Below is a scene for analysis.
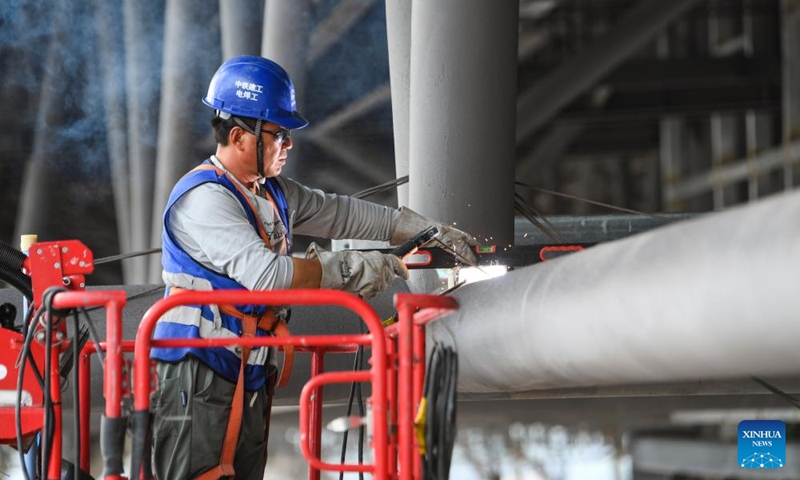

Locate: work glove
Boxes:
[390,207,479,265]
[306,242,409,299]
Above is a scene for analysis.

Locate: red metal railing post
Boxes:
[308,349,325,480]
[396,300,415,480]
[79,349,92,472]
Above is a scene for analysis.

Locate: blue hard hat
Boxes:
[203,55,309,129]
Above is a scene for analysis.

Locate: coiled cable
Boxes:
[421,343,458,480]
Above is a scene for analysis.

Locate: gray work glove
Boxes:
[390,207,479,265]
[306,242,409,299]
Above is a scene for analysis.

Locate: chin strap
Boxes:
[231,116,265,177]
[254,119,263,177]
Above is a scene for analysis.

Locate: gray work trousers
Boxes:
[151,356,271,480]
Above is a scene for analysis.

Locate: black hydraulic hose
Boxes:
[0,240,33,301]
[41,290,55,478]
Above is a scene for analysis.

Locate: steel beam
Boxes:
[514,214,694,245]
[633,438,800,478]
[428,190,800,393]
[307,0,376,66]
[666,140,800,202]
[516,0,703,143]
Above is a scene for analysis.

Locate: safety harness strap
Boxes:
[216,303,294,389]
[167,288,294,478]
[167,287,294,388]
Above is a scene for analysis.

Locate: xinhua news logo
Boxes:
[738,420,786,469]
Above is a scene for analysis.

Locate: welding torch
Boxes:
[390,225,439,260]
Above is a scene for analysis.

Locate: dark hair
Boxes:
[210,115,257,145]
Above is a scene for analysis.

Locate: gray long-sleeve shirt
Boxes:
[166,156,400,290]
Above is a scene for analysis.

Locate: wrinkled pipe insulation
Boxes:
[429,190,800,393]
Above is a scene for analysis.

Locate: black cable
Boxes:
[94,247,162,265]
[352,175,409,200]
[16,304,42,480]
[439,346,457,480]
[80,307,106,368]
[422,343,458,480]
[338,344,363,480]
[41,288,58,478]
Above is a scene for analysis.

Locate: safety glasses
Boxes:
[262,127,291,145]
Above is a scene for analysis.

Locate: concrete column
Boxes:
[782,0,800,188]
[95,0,132,280]
[220,0,264,60]
[14,0,73,243]
[408,0,518,245]
[262,0,312,180]
[149,0,220,282]
[124,0,165,283]
[385,0,412,206]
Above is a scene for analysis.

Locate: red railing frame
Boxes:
[132,289,389,480]
[58,288,457,480]
[50,290,127,480]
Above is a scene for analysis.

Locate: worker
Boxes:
[149,55,478,480]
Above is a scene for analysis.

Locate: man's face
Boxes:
[246,121,293,178]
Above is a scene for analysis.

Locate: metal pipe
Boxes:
[514,213,695,245]
[409,0,518,244]
[428,190,800,392]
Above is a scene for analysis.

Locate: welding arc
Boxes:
[421,343,458,480]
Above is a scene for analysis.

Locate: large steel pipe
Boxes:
[429,190,800,392]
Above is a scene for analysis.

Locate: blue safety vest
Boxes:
[151,159,290,390]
